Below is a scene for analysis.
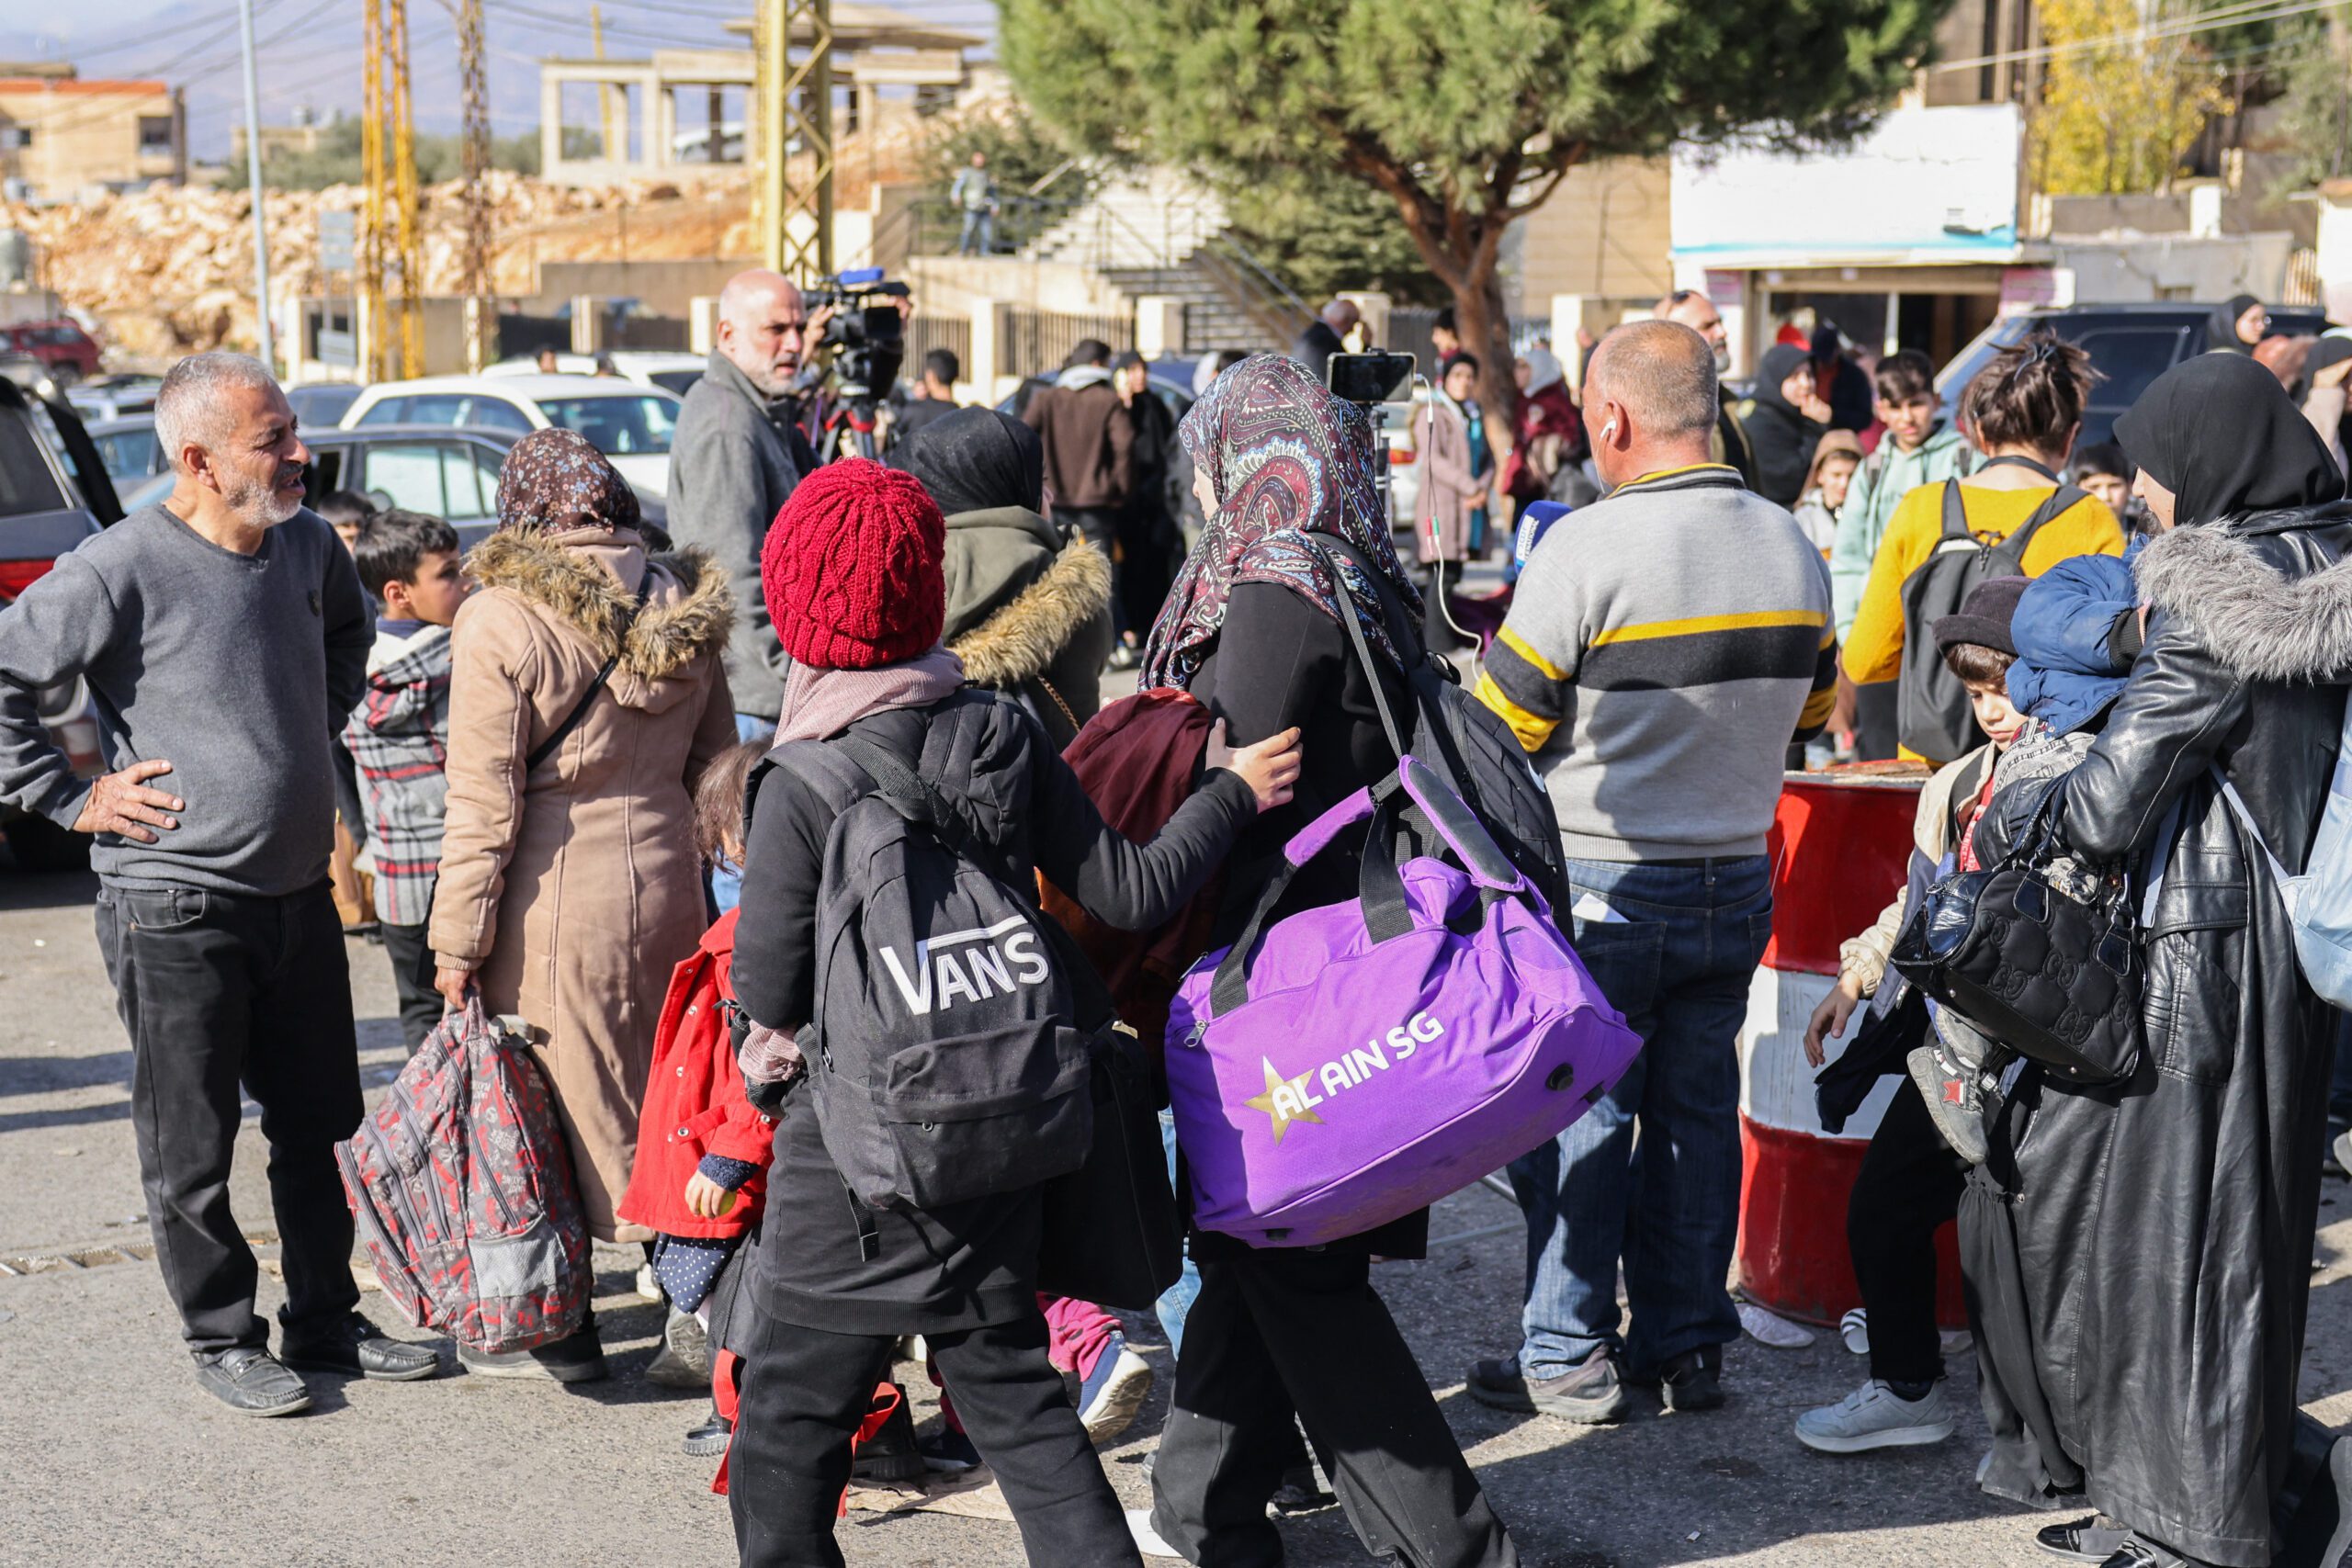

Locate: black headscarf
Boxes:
[2114,352,2345,527]
[894,407,1045,518]
[2207,293,2262,355]
[1744,343,1826,506]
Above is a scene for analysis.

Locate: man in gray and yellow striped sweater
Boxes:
[1467,321,1835,1426]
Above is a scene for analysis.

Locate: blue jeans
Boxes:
[1154,1107,1201,1356]
[709,713,778,914]
[958,208,996,256]
[1507,855,1771,1380]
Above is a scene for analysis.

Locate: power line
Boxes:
[1931,0,2351,72]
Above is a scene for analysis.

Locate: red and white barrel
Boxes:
[1733,773,1968,1327]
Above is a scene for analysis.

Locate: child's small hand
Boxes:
[683,1170,738,1220]
[1804,976,1865,1067]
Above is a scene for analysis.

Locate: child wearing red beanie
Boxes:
[724,457,1307,1568]
[761,458,947,671]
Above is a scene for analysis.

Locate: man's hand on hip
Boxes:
[73,758,182,843]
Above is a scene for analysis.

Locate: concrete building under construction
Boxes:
[535,2,980,187]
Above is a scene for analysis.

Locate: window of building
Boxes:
[138,117,175,154]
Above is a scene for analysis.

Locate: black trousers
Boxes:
[729,1307,1138,1568]
[1150,1248,1517,1568]
[1852,681,1902,763]
[96,881,365,1355]
[378,919,441,1053]
[1848,1073,1968,1386]
[1060,503,1125,634]
[1116,501,1178,641]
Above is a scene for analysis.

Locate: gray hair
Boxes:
[153,353,281,474]
[1586,321,1718,439]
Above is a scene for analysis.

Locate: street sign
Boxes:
[319,209,356,274]
[316,328,356,368]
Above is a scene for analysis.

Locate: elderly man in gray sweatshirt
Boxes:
[0,354,437,1414]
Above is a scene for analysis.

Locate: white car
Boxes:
[481,351,707,398]
[341,374,684,494]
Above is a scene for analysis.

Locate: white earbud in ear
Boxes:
[1600,420,1619,444]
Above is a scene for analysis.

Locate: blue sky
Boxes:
[2,0,998,161]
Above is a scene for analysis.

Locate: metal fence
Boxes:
[1003,307,1135,380]
[902,313,973,381]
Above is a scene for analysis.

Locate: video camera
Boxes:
[806,267,910,408]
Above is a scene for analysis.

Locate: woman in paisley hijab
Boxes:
[1136,355,1522,1568]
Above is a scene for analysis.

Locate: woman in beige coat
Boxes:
[430,429,736,1379]
[1412,353,1497,650]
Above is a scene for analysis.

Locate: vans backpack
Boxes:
[759,710,1100,1223]
[1896,471,2088,762]
[1310,536,1570,911]
[334,1002,592,1353]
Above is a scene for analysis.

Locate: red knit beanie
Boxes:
[762,458,946,670]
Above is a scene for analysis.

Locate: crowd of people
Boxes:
[11,261,2352,1568]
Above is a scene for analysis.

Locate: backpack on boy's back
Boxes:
[335,1002,592,1352]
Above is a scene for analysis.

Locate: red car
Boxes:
[0,320,101,385]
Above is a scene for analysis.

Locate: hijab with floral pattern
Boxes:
[494,427,642,536]
[1138,354,1422,690]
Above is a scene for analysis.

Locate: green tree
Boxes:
[2266,11,2352,192]
[1001,0,1950,416]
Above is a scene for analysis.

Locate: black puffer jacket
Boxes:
[733,687,1255,1334]
[1968,502,2352,1564]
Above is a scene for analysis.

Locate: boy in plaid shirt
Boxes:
[343,510,469,1049]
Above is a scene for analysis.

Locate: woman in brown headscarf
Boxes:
[430,429,737,1380]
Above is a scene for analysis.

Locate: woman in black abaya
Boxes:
[1966,352,2352,1568]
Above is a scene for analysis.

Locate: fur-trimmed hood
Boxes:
[949,536,1112,689]
[2133,502,2352,682]
[467,528,735,681]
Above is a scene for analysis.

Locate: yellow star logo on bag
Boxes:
[1243,1055,1322,1145]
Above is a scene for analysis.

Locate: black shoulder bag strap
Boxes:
[1937,478,1972,545]
[526,573,655,772]
[1996,483,2092,570]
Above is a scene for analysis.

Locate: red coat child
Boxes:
[616,908,776,1239]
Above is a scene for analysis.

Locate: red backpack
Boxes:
[335,1002,592,1353]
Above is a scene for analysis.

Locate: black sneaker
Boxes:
[2098,1539,2193,1568]
[919,1427,983,1474]
[683,1407,733,1458]
[2038,1517,2133,1562]
[281,1314,440,1382]
[1465,1347,1628,1423]
[853,1384,926,1483]
[194,1345,311,1416]
[1654,1344,1724,1412]
[457,1323,608,1383]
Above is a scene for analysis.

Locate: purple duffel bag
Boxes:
[1166,753,1643,1247]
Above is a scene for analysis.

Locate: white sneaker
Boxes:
[1738,1302,1817,1349]
[1125,1507,1185,1560]
[1794,1379,1955,1454]
[1840,1307,1870,1355]
[635,1261,663,1303]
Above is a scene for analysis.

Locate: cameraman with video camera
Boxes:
[668,269,829,907]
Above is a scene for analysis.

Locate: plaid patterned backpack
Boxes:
[335,1002,591,1353]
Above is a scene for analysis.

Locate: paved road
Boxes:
[8,855,2352,1568]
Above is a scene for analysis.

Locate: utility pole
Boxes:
[236,0,274,372]
[458,0,492,372]
[360,0,386,380]
[591,5,617,161]
[387,0,424,376]
[755,0,833,282]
